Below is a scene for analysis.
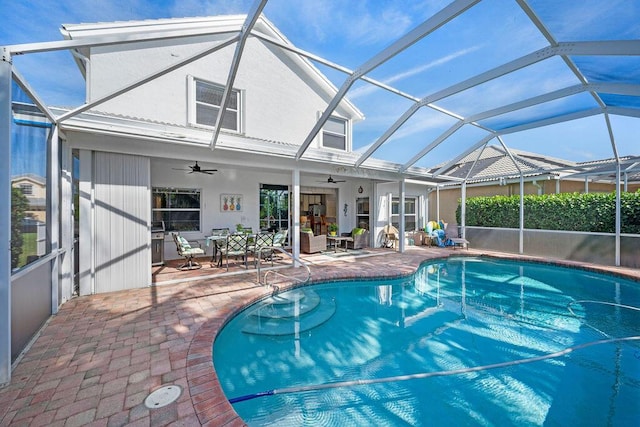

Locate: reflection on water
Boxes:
[215,257,640,426]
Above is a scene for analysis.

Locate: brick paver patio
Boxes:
[1,247,638,426]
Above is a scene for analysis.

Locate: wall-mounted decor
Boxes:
[221,194,243,212]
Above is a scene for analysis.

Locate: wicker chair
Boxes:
[342,229,369,250]
[300,231,327,254]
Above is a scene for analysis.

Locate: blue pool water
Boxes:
[214,257,640,426]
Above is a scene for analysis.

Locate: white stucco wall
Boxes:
[151,157,294,260]
[88,35,354,149]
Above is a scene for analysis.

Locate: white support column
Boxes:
[556,178,560,194]
[419,194,426,230]
[371,182,378,248]
[399,180,405,253]
[59,141,73,304]
[615,164,621,266]
[425,190,431,223]
[48,125,60,313]
[519,174,524,254]
[78,150,93,296]
[292,169,300,267]
[1,47,12,385]
[461,182,467,239]
[436,185,440,220]
[585,176,589,193]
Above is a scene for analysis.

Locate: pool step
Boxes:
[248,289,321,319]
[242,290,335,336]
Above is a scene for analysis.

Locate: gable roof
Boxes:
[428,145,574,182]
[60,15,364,122]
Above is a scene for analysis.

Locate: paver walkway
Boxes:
[1,247,638,426]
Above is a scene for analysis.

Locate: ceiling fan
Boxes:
[173,161,217,175]
[318,175,346,184]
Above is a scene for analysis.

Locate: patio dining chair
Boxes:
[219,233,250,271]
[208,228,230,265]
[171,232,205,270]
[267,229,289,265]
[250,232,275,267]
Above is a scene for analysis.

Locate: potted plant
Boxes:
[328,223,338,236]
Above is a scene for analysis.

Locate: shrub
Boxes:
[456,191,640,233]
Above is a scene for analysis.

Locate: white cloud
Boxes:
[349,45,482,100]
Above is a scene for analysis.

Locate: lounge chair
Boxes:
[300,229,327,254]
[427,221,455,248]
[172,233,205,270]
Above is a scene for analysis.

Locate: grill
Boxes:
[151,221,165,266]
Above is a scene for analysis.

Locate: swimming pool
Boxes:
[214,257,640,426]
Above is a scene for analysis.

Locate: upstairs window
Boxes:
[189,76,240,132]
[322,116,347,151]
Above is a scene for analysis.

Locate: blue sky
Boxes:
[2,0,638,168]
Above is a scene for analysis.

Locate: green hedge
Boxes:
[456,191,640,234]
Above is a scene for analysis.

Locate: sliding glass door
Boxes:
[259,184,289,232]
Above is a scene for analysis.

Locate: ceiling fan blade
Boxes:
[325,175,346,183]
[199,169,218,172]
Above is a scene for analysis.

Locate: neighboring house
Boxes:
[11,174,46,222]
[426,145,640,228]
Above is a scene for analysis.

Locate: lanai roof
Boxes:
[6,0,640,185]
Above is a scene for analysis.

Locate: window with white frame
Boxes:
[391,197,417,231]
[152,187,201,232]
[322,116,347,150]
[189,76,240,132]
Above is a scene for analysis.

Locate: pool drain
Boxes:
[144,385,182,409]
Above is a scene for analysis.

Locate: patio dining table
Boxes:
[205,232,268,268]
